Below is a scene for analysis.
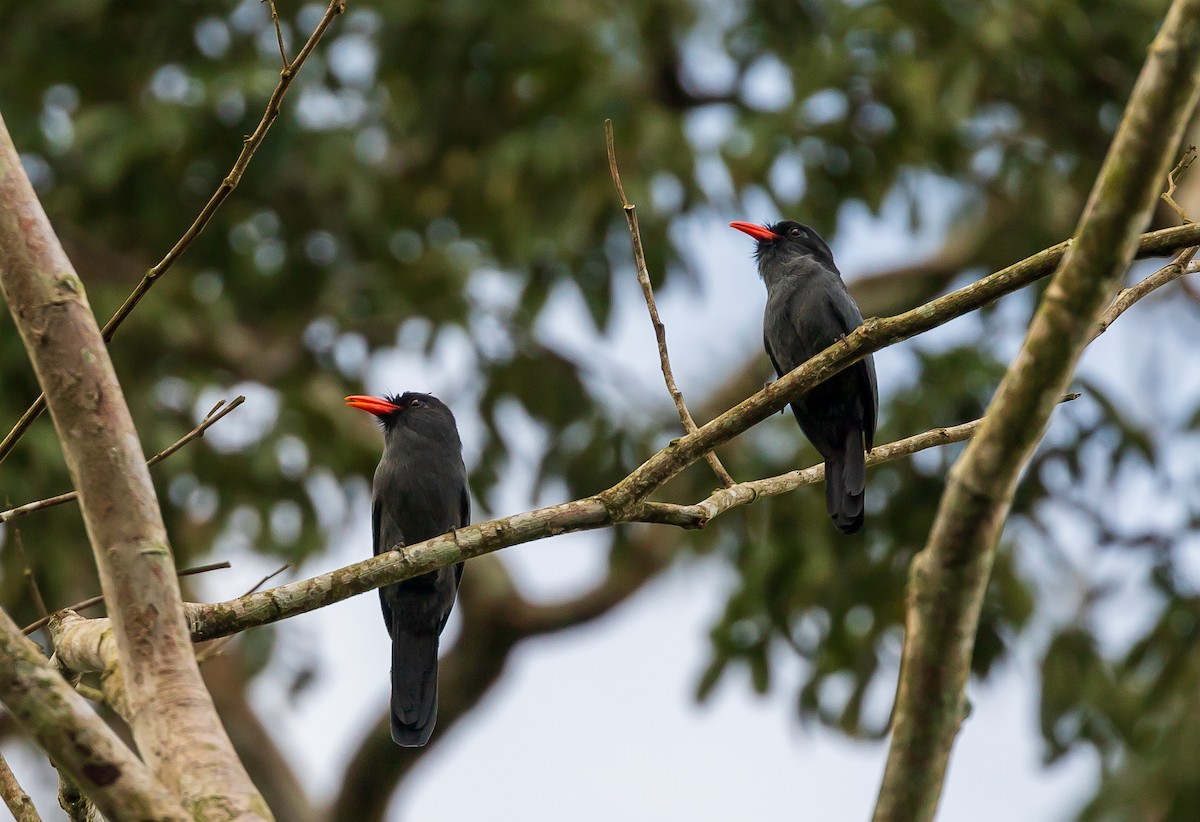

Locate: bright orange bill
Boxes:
[345,395,400,417]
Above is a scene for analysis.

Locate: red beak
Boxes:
[345,395,400,417]
[729,221,778,242]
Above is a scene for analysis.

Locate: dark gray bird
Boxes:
[730,220,878,533]
[345,391,468,746]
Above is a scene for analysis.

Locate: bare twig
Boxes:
[1092,246,1199,340]
[0,750,42,822]
[605,119,735,488]
[0,396,245,525]
[240,563,292,598]
[149,396,246,466]
[21,561,232,636]
[637,394,1083,528]
[195,563,291,664]
[264,0,290,65]
[1162,143,1197,222]
[0,0,346,465]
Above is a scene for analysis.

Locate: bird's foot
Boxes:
[764,379,786,415]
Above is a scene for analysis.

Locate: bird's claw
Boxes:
[764,379,786,414]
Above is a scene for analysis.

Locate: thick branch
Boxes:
[0,608,187,821]
[0,0,346,465]
[874,3,1200,820]
[0,114,267,819]
[605,118,734,487]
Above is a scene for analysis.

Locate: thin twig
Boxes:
[21,561,232,636]
[264,0,290,65]
[0,0,346,465]
[196,562,292,663]
[636,394,1083,527]
[605,119,735,487]
[149,396,245,466]
[1162,143,1197,222]
[1092,246,1199,340]
[0,396,245,525]
[0,750,42,822]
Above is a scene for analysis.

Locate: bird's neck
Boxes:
[757,250,838,292]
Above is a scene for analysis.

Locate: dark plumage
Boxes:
[345,391,469,746]
[730,220,878,533]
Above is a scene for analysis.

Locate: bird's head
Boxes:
[345,392,460,445]
[729,220,836,272]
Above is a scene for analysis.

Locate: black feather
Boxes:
[749,220,877,533]
[369,392,468,746]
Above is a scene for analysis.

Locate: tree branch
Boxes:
[638,393,1082,529]
[0,113,267,818]
[0,0,346,466]
[166,219,1200,645]
[605,118,735,487]
[21,561,232,637]
[1091,247,1199,340]
[0,396,245,525]
[873,3,1200,819]
[0,748,41,822]
[0,608,188,821]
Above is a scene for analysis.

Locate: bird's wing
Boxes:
[372,498,393,631]
[763,329,787,379]
[861,351,878,450]
[825,288,878,449]
[454,483,470,588]
[458,482,470,528]
[372,498,382,556]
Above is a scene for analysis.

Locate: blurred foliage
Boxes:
[0,0,1195,816]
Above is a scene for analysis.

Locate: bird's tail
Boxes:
[825,428,866,534]
[390,630,439,747]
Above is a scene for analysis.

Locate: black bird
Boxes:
[730,220,878,533]
[345,391,469,746]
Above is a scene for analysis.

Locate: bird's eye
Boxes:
[788,227,803,238]
[408,398,422,408]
